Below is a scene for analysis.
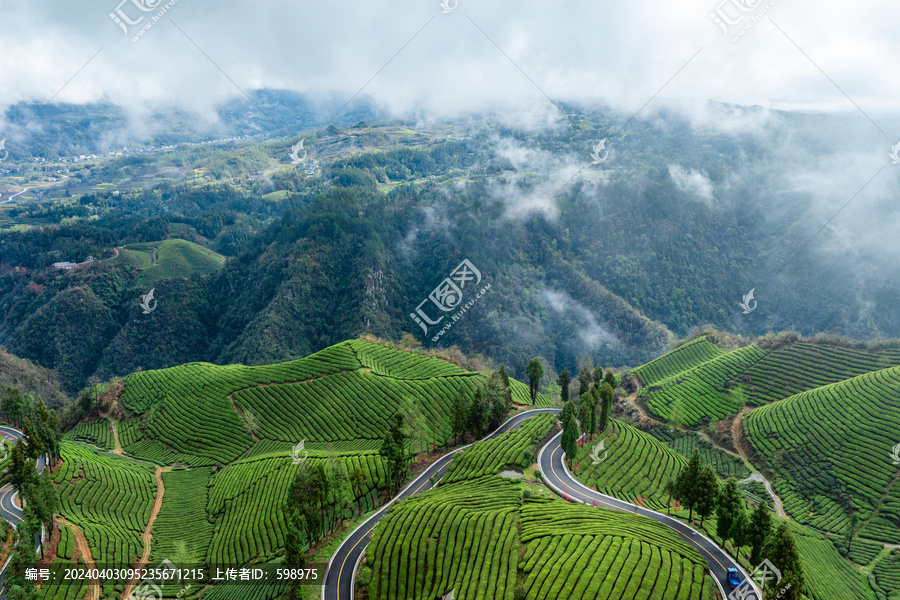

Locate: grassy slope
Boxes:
[106,238,225,286]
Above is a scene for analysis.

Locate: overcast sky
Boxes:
[0,0,897,134]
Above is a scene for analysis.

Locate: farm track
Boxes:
[122,466,169,600]
[57,517,99,600]
[110,420,124,455]
[732,410,787,518]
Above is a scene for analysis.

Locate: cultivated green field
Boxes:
[648,428,749,479]
[640,344,766,425]
[744,366,900,544]
[104,238,225,286]
[367,466,717,600]
[51,443,155,566]
[741,341,900,404]
[630,336,724,386]
[572,420,688,511]
[115,339,500,466]
[50,339,545,598]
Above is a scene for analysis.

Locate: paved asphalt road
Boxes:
[537,429,764,600]
[321,408,561,600]
[0,424,45,600]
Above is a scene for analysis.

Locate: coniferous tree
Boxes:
[716,477,744,547]
[603,370,617,388]
[525,359,544,403]
[675,449,703,522]
[760,523,805,600]
[591,366,604,387]
[466,387,486,439]
[558,369,571,405]
[663,477,678,515]
[561,419,579,466]
[559,401,577,433]
[695,465,719,526]
[748,499,773,565]
[8,506,41,581]
[379,413,409,496]
[450,393,469,442]
[9,441,36,494]
[577,368,591,397]
[598,383,613,434]
[21,419,43,461]
[578,391,598,439]
[731,505,750,558]
[284,509,307,569]
[498,364,510,390]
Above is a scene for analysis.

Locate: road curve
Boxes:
[0,424,41,600]
[321,407,561,600]
[538,430,763,600]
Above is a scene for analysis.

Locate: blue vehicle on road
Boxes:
[726,567,742,589]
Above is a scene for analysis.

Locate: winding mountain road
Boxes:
[321,408,560,600]
[0,424,45,600]
[323,411,764,600]
[538,430,763,600]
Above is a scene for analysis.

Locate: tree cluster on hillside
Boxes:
[450,370,513,443]
[669,454,806,600]
[557,362,618,463]
[2,391,62,599]
[284,453,366,564]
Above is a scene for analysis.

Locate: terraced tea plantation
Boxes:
[789,523,875,600]
[366,481,718,600]
[47,339,548,598]
[51,443,156,566]
[744,365,900,544]
[648,428,749,479]
[115,339,528,466]
[630,336,725,386]
[518,501,717,600]
[741,341,900,404]
[639,344,766,425]
[572,420,687,510]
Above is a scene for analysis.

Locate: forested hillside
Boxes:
[3,106,900,394]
